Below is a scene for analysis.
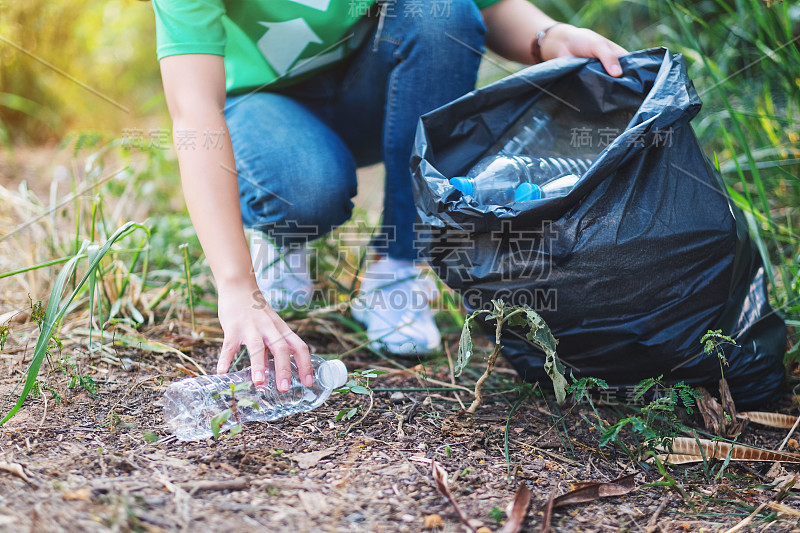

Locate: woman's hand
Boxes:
[159,53,312,392]
[539,24,628,77]
[482,0,628,77]
[216,280,313,392]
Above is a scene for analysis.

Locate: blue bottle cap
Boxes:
[450,177,474,197]
[514,182,542,202]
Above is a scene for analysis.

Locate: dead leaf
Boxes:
[499,483,532,533]
[297,490,328,517]
[0,461,32,484]
[552,473,637,508]
[163,332,205,349]
[696,384,744,438]
[661,437,800,464]
[0,310,28,324]
[540,489,556,533]
[775,474,797,501]
[539,476,635,533]
[432,460,480,533]
[63,488,92,501]
[767,500,800,518]
[423,514,443,530]
[765,461,785,482]
[293,448,336,469]
[770,473,797,490]
[738,412,799,429]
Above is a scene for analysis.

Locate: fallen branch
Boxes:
[179,477,249,495]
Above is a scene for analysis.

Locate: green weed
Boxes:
[210,381,260,441]
[0,323,9,351]
[1,222,148,426]
[335,368,387,422]
[599,376,700,460]
[458,299,566,412]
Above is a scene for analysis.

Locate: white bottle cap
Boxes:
[318,359,348,389]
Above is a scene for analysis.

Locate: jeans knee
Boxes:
[398,0,486,52]
[240,163,356,247]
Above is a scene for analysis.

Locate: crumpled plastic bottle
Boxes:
[162,355,348,441]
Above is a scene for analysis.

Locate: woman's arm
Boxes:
[159,54,312,392]
[481,0,628,76]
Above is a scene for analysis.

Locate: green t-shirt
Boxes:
[153,0,500,94]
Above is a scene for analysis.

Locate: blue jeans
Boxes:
[224,0,486,260]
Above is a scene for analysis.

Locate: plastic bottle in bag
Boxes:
[162,355,348,441]
[498,109,556,156]
[515,173,582,201]
[450,155,591,205]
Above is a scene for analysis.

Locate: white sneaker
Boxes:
[351,257,441,356]
[248,230,313,311]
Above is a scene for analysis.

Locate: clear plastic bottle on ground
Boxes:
[450,155,592,205]
[162,355,348,441]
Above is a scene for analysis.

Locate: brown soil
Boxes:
[1,333,800,533]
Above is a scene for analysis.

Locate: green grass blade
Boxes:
[0,221,145,426]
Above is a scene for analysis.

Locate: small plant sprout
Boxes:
[599,376,700,460]
[457,300,566,412]
[701,329,737,419]
[701,329,736,366]
[0,323,9,350]
[179,243,197,334]
[489,506,505,525]
[335,368,386,422]
[211,381,259,446]
[568,375,609,406]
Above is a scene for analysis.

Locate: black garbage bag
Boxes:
[411,48,786,408]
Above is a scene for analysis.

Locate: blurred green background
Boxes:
[0,0,162,144]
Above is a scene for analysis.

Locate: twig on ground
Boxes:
[723,502,768,533]
[443,341,467,410]
[778,414,800,451]
[344,389,374,436]
[179,478,250,495]
[645,496,670,533]
[431,459,480,533]
[419,374,473,394]
[466,317,504,413]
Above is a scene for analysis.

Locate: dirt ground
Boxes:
[1,327,800,533]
